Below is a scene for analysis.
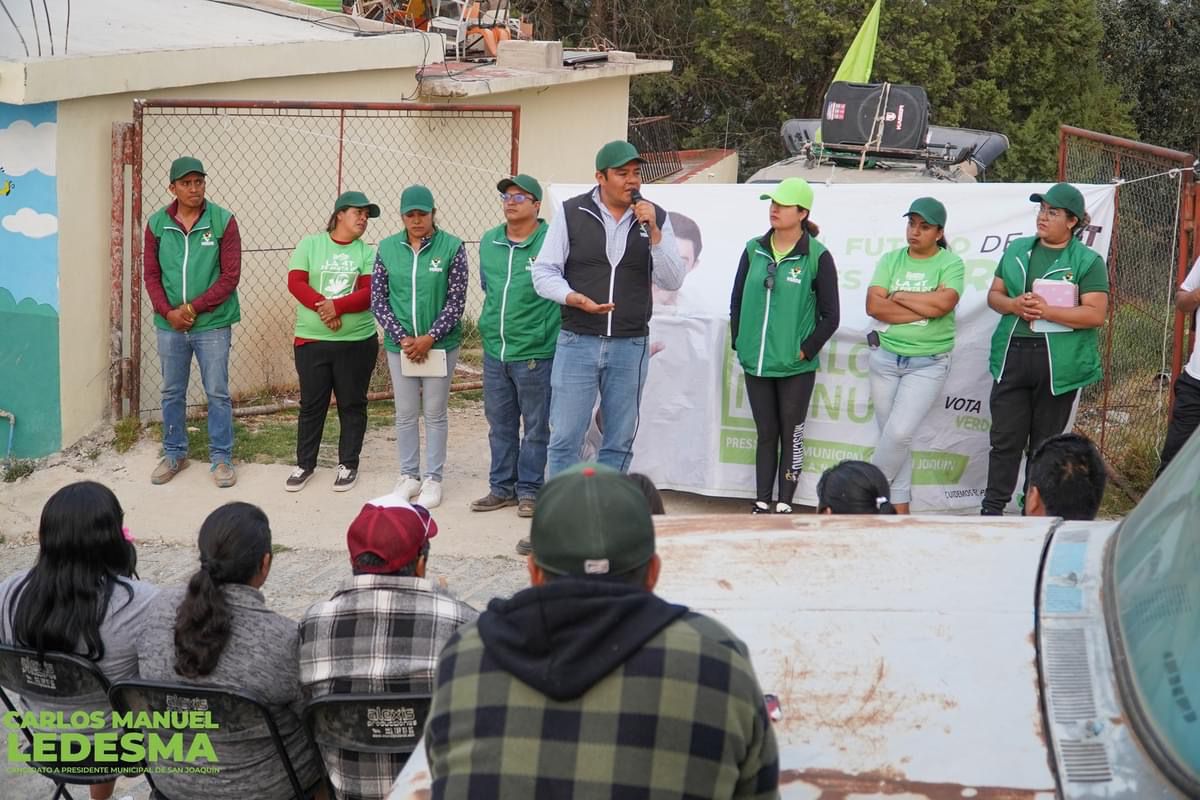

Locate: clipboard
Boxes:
[1030,278,1077,334]
[400,349,448,378]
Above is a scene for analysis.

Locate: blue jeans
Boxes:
[386,348,459,482]
[868,348,951,504]
[547,331,649,476]
[483,353,553,499]
[157,326,233,463]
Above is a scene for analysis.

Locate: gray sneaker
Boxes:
[517,498,536,518]
[515,537,533,556]
[151,456,189,485]
[212,461,237,488]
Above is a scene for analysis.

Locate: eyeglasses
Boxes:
[764,262,779,291]
[500,192,534,204]
[1037,204,1065,219]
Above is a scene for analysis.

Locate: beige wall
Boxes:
[55,70,636,447]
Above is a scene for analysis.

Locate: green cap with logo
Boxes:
[400,184,435,214]
[595,140,645,172]
[1030,182,1086,220]
[169,156,206,183]
[497,173,543,201]
[531,463,655,577]
[904,196,947,227]
[759,177,815,210]
[334,190,381,218]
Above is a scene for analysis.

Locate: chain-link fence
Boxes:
[127,100,519,418]
[1059,126,1197,495]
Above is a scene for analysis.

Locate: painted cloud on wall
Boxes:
[3,207,58,238]
[0,121,57,176]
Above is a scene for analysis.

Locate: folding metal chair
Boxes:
[0,643,119,800]
[108,679,312,800]
[303,691,432,799]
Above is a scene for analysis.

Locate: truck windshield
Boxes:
[1111,430,1200,784]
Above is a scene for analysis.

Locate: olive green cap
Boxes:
[169,156,206,182]
[400,184,435,214]
[334,190,380,218]
[595,140,645,172]
[1030,183,1086,220]
[904,197,947,227]
[497,173,543,201]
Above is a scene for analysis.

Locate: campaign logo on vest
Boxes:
[429,257,443,273]
[525,256,535,271]
[785,264,805,285]
[200,231,216,247]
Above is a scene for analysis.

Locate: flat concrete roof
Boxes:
[416,57,672,99]
[0,0,440,104]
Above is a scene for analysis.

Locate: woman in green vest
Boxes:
[865,197,964,514]
[284,191,381,494]
[982,183,1108,515]
[372,185,467,510]
[730,177,840,514]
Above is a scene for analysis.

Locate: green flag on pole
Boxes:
[833,0,882,83]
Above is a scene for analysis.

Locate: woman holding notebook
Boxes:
[865,197,964,514]
[981,183,1108,515]
[372,184,468,509]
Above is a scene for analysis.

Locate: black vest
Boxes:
[561,191,667,337]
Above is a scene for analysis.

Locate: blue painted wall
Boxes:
[0,101,61,458]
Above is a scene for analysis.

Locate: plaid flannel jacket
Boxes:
[299,575,478,800]
[426,610,779,799]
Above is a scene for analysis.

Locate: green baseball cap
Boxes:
[904,196,947,227]
[595,140,645,172]
[1030,182,1086,220]
[334,190,381,218]
[759,177,814,210]
[531,463,655,578]
[400,184,435,214]
[169,156,206,182]
[497,173,543,201]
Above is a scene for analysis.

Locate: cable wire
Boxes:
[0,0,29,56]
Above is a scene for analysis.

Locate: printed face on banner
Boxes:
[548,183,1116,510]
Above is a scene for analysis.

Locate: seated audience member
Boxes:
[1024,433,1107,521]
[137,503,327,799]
[816,460,899,515]
[426,463,779,798]
[627,472,666,514]
[0,482,157,800]
[299,493,477,800]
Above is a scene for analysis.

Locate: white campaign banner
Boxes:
[547,182,1115,511]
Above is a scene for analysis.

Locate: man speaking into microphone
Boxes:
[533,140,684,479]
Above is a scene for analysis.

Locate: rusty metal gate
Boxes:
[1059,125,1198,495]
[110,100,519,420]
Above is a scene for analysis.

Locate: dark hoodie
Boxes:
[476,578,688,701]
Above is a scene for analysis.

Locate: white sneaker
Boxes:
[416,477,443,509]
[395,474,422,499]
[775,502,793,514]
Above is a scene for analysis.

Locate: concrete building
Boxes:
[0,0,733,457]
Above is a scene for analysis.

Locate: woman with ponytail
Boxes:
[865,197,964,514]
[730,177,840,514]
[137,503,327,799]
[816,460,899,515]
[0,482,157,800]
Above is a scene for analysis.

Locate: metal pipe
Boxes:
[182,382,485,420]
[135,99,522,115]
[510,106,521,174]
[110,123,130,421]
[1059,125,1195,166]
[129,101,145,416]
[0,409,13,462]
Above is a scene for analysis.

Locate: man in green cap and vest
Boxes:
[983,182,1108,514]
[533,140,685,478]
[471,174,559,525]
[426,462,779,798]
[144,156,241,488]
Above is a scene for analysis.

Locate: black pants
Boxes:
[294,336,379,470]
[1158,370,1200,476]
[744,371,816,504]
[983,338,1078,514]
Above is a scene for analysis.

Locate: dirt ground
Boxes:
[0,399,748,798]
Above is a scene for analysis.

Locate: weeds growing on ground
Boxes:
[3,460,35,482]
[113,417,142,453]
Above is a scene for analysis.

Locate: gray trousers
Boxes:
[386,347,460,481]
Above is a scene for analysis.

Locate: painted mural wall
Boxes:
[0,102,60,458]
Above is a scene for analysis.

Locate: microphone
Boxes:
[630,189,648,237]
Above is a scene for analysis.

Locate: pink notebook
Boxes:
[1031,278,1077,333]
